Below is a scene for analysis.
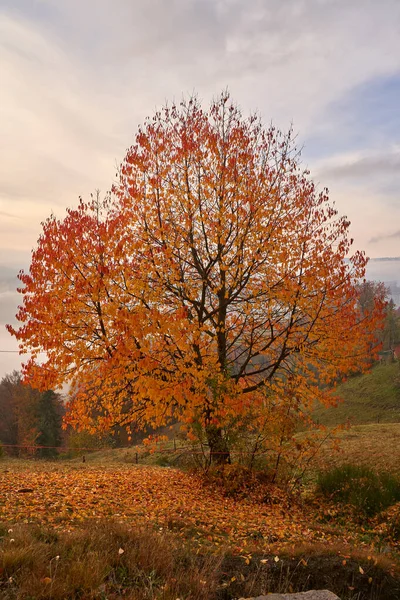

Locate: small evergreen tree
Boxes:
[36,390,64,458]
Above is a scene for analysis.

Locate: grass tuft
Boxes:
[316,463,400,517]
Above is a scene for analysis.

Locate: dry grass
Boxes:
[315,423,400,476]
[1,521,400,600]
[0,520,221,600]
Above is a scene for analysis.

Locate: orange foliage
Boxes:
[0,464,344,550]
[8,92,384,459]
[2,463,397,555]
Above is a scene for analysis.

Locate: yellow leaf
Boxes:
[41,577,52,585]
[359,566,364,574]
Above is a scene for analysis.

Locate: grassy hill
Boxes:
[313,362,400,426]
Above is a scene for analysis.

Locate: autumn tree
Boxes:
[0,372,63,456]
[357,280,388,319]
[382,299,400,351]
[357,280,399,354]
[8,93,384,464]
[0,371,40,454]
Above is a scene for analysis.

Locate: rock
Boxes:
[248,591,340,600]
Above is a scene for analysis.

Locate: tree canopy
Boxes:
[8,93,384,461]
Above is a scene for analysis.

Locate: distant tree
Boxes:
[382,299,400,351]
[0,371,40,454]
[357,281,388,318]
[0,372,63,457]
[356,281,400,353]
[0,371,19,449]
[36,390,64,458]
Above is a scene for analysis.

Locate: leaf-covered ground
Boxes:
[0,461,392,555]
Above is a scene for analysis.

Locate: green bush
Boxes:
[316,464,400,517]
[66,430,111,456]
[154,454,172,467]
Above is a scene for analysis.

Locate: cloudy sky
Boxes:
[1,0,400,377]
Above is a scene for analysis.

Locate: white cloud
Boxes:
[310,148,400,258]
[1,0,400,375]
[0,11,128,257]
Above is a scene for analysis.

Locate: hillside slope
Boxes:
[314,362,400,426]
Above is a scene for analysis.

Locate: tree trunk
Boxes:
[205,424,231,465]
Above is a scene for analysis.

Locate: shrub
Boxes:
[316,464,400,517]
[205,464,256,497]
[203,464,274,500]
[65,430,112,457]
[154,454,172,467]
